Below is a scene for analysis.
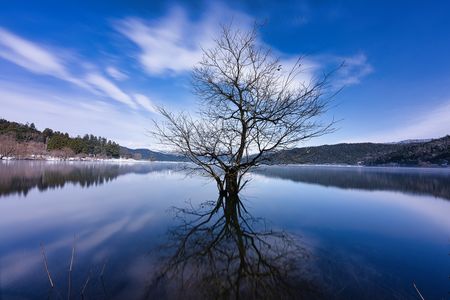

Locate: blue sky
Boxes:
[1,0,449,149]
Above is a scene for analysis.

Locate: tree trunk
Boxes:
[225,170,239,205]
[224,170,247,278]
[224,170,241,225]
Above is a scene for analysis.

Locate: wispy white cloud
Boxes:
[115,5,371,90]
[0,27,153,112]
[0,80,156,148]
[116,13,200,75]
[278,56,320,87]
[0,28,67,76]
[0,6,374,148]
[0,27,93,91]
[382,100,450,141]
[115,4,252,75]
[348,100,450,143]
[106,66,128,81]
[335,53,373,86]
[134,93,157,113]
[274,52,371,91]
[85,73,137,109]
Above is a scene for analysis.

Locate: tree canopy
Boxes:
[154,25,335,196]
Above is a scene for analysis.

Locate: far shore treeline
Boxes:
[0,118,120,158]
[1,118,448,166]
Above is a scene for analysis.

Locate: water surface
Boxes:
[0,161,449,299]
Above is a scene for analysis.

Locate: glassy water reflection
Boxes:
[0,161,449,299]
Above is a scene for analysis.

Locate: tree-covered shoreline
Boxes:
[0,119,120,158]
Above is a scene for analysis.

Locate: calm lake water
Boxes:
[0,161,449,299]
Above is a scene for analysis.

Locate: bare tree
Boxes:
[50,147,75,160]
[0,135,18,159]
[25,141,47,158]
[154,25,336,203]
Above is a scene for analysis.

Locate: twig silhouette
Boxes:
[40,237,104,300]
[67,236,76,300]
[80,269,91,300]
[413,281,425,300]
[40,243,54,288]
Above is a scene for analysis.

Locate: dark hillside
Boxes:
[267,136,449,167]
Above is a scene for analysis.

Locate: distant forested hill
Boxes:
[0,118,186,161]
[2,118,448,165]
[368,136,450,166]
[0,119,43,142]
[119,147,187,161]
[266,136,450,167]
[0,118,120,158]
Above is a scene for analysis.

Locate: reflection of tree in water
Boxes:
[0,161,183,197]
[256,165,450,200]
[0,165,109,197]
[148,194,318,300]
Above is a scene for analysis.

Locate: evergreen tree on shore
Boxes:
[0,118,120,158]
